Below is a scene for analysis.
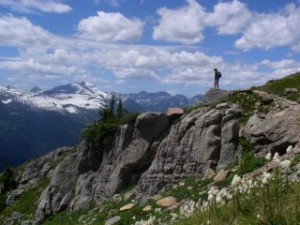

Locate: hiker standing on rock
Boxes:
[214,68,222,89]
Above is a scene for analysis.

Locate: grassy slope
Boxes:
[177,156,300,225]
[253,72,300,101]
[0,177,49,224]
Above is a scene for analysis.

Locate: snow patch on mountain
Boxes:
[0,82,108,113]
[2,99,12,104]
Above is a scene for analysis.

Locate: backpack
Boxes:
[217,71,222,78]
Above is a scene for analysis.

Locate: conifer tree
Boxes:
[117,94,124,118]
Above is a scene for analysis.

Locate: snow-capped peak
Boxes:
[0,82,108,114]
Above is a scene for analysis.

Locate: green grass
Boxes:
[228,91,259,123]
[42,211,87,225]
[0,176,50,223]
[237,138,267,176]
[291,155,300,167]
[253,72,300,102]
[163,177,211,202]
[176,166,300,225]
[42,195,146,225]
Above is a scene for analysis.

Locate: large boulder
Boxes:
[204,88,230,105]
[138,104,241,195]
[284,88,298,95]
[35,152,79,223]
[92,112,169,198]
[243,98,300,154]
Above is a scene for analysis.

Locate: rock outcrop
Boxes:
[204,88,230,105]
[6,104,242,223]
[243,98,300,154]
[35,112,170,222]
[139,104,241,195]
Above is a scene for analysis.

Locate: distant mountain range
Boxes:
[122,91,203,112]
[0,82,203,170]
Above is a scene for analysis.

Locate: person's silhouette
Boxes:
[214,68,222,89]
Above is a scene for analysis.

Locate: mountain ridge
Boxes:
[0,82,204,170]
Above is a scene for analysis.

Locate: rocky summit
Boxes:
[1,81,300,224]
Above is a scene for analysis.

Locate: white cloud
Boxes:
[0,0,72,14]
[261,59,299,70]
[153,0,300,52]
[260,59,300,79]
[207,0,252,34]
[153,0,207,45]
[1,14,300,93]
[0,15,52,46]
[106,0,123,7]
[235,3,300,51]
[77,11,144,42]
[0,58,80,76]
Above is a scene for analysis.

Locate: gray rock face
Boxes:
[9,107,242,223]
[7,147,73,205]
[138,104,241,195]
[243,99,300,154]
[35,152,79,223]
[35,112,170,221]
[204,88,230,105]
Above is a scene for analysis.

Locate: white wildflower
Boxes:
[218,189,227,198]
[265,152,272,161]
[208,186,219,196]
[231,174,241,187]
[286,145,293,155]
[170,213,178,222]
[262,172,272,184]
[216,196,223,204]
[273,152,281,165]
[253,181,258,187]
[208,194,214,202]
[154,208,161,213]
[280,160,291,170]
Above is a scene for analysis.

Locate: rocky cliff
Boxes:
[2,89,300,224]
[1,101,241,223]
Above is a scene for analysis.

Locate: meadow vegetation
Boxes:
[0,176,49,224]
[253,72,300,102]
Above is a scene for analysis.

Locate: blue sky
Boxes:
[0,0,300,96]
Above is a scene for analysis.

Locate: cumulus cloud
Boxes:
[0,15,52,46]
[0,13,299,93]
[77,11,144,42]
[261,59,299,69]
[153,0,300,52]
[153,0,207,44]
[207,0,252,34]
[0,58,79,76]
[235,3,300,51]
[260,59,300,78]
[0,0,72,14]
